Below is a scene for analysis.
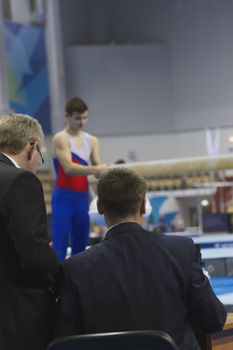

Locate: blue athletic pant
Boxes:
[52,188,90,261]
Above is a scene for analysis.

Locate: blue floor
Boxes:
[210,277,233,310]
[211,276,233,295]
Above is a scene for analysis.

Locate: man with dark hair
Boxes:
[0,114,61,350]
[52,97,107,261]
[55,168,226,349]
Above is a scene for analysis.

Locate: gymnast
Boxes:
[51,97,107,261]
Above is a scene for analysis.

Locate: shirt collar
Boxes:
[104,222,143,240]
[3,153,21,168]
[103,222,122,238]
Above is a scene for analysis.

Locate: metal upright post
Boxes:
[197,195,203,234]
[0,0,10,115]
[44,0,66,133]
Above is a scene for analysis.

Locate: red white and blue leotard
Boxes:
[52,131,91,261]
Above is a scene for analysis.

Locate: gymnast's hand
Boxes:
[94,164,110,179]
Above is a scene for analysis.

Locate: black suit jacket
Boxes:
[0,153,61,350]
[55,222,226,350]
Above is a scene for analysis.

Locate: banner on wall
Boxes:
[4,20,51,134]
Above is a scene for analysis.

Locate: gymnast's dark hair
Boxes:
[65,97,88,115]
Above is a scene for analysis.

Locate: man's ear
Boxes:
[25,143,34,161]
[97,198,104,215]
[140,197,146,215]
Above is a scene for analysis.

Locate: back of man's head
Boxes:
[0,114,43,155]
[97,168,147,219]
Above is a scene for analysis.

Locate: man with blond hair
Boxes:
[55,168,226,350]
[0,114,61,350]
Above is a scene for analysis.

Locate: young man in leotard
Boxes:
[52,97,107,261]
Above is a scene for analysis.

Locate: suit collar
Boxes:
[0,152,16,167]
[104,222,144,240]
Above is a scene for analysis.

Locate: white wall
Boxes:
[98,128,233,163]
[171,0,233,130]
[60,0,233,135]
[66,44,173,136]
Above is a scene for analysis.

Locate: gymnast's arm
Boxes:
[52,132,107,177]
[90,135,101,165]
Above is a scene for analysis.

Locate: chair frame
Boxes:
[47,330,178,350]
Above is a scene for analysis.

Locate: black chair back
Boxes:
[47,330,178,350]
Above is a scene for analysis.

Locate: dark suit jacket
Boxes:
[55,222,226,350]
[0,153,61,350]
